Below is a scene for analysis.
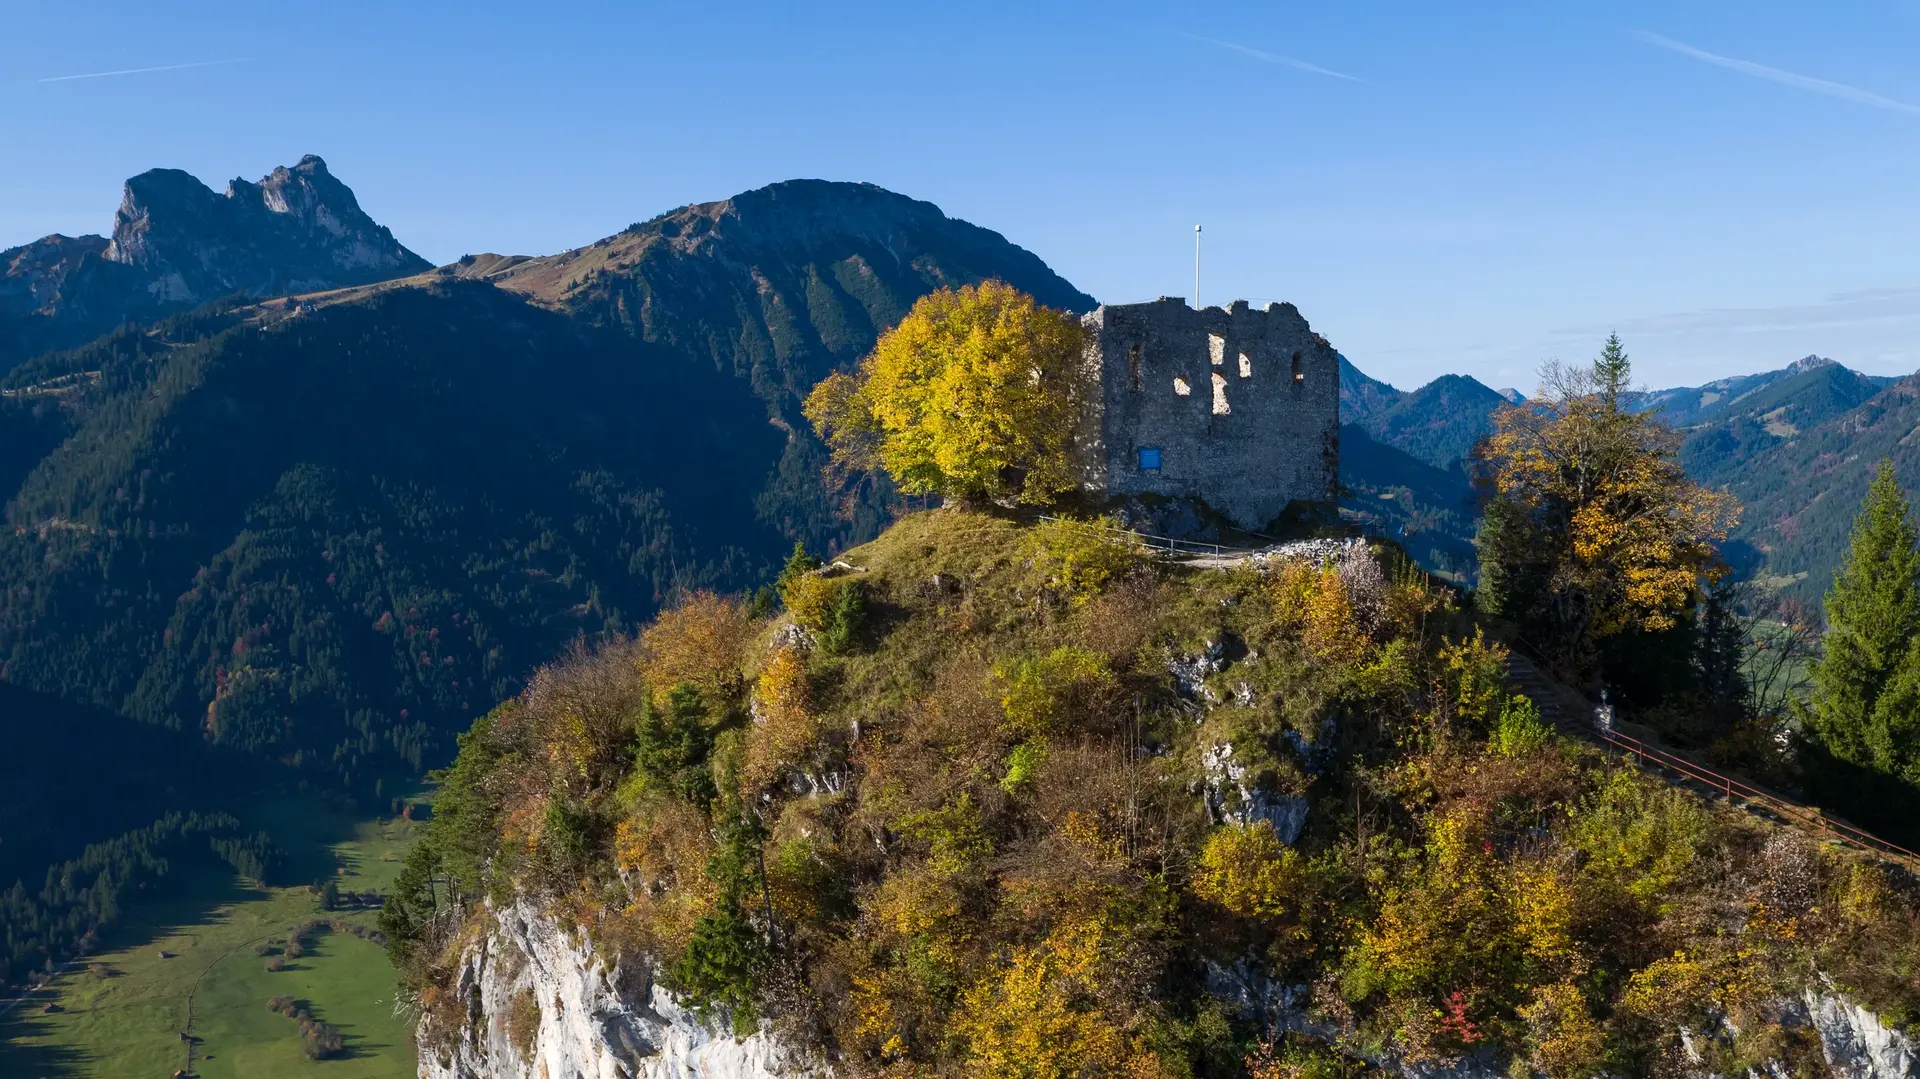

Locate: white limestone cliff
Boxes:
[428,903,1914,1079]
[418,900,820,1079]
[1806,988,1916,1079]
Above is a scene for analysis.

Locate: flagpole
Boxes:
[1194,224,1202,309]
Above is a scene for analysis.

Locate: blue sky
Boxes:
[7,1,1920,392]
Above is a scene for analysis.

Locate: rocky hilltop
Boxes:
[0,154,426,367]
[390,510,1920,1079]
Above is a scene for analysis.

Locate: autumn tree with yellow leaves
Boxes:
[1476,335,1738,681]
[803,280,1087,505]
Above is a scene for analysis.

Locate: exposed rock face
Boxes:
[0,155,426,368]
[444,915,1914,1079]
[104,154,426,302]
[1201,740,1311,845]
[1209,963,1916,1079]
[0,234,139,363]
[1806,988,1917,1079]
[422,900,820,1079]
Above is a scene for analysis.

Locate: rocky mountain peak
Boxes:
[104,155,427,299]
[2,155,429,370]
[230,154,362,228]
[1786,354,1838,375]
[468,178,1094,377]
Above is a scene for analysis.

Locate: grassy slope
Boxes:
[0,797,419,1079]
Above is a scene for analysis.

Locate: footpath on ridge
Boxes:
[1504,652,1920,875]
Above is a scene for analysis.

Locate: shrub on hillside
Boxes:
[1022,518,1141,606]
[300,1019,344,1059]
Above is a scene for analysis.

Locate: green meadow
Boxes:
[0,796,421,1078]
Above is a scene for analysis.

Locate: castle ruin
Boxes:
[1074,297,1340,531]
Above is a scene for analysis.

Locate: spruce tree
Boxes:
[774,541,821,599]
[1806,461,1920,766]
[1688,575,1751,743]
[1865,642,1920,784]
[1594,332,1632,409]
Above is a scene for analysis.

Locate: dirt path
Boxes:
[179,930,278,1076]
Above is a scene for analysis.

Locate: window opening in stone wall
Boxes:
[1238,351,1252,378]
[1209,334,1226,366]
[1128,342,1142,391]
[1291,351,1303,383]
[1173,376,1191,396]
[1211,372,1231,415]
[1138,446,1162,470]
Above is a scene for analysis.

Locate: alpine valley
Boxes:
[2,156,1918,1079]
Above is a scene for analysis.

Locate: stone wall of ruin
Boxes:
[1077,297,1339,530]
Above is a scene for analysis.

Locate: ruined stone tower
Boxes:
[1074,297,1340,531]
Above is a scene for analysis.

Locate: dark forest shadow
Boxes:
[0,1010,89,1079]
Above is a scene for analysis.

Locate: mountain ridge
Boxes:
[0,171,1104,794]
[1336,357,1508,472]
[0,155,428,369]
[460,178,1094,402]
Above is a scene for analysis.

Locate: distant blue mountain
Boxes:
[1336,357,1508,472]
[1335,352,1907,596]
[1625,355,1896,429]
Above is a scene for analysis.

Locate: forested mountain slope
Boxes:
[1628,355,1892,428]
[1359,374,1509,472]
[1337,424,1479,583]
[0,282,786,789]
[1336,358,1508,473]
[1337,355,1403,423]
[0,178,1103,796]
[1723,373,1920,602]
[0,680,291,987]
[1679,358,1894,486]
[458,179,1096,545]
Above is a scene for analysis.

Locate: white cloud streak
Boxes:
[1560,287,1920,339]
[1634,31,1920,117]
[37,58,251,84]
[1182,33,1361,82]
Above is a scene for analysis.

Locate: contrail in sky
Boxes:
[1635,31,1920,117]
[37,58,251,83]
[1182,33,1361,82]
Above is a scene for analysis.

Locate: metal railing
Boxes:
[1034,514,1255,557]
[1597,726,1920,869]
[1505,651,1920,871]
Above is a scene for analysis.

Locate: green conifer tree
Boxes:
[1864,644,1920,785]
[1805,461,1920,767]
[1594,332,1632,409]
[774,542,822,600]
